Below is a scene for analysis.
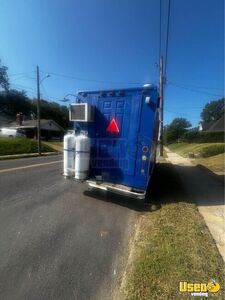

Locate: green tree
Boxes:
[0,60,10,91]
[201,98,224,122]
[0,91,69,129]
[164,118,191,144]
[31,99,70,129]
[0,89,30,116]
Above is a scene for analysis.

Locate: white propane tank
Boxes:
[75,134,90,180]
[63,133,76,177]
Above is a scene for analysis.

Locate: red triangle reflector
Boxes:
[106,118,120,133]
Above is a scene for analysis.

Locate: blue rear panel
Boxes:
[75,86,159,191]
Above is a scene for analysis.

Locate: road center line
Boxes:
[0,160,63,174]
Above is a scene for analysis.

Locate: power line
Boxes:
[167,81,224,97]
[10,75,28,82]
[10,75,36,82]
[167,80,224,91]
[164,110,201,120]
[159,0,162,61]
[164,0,171,78]
[9,86,36,98]
[8,72,28,77]
[40,82,50,99]
[165,106,201,114]
[45,71,150,86]
[166,106,203,110]
[8,71,34,77]
[165,109,189,115]
[39,82,64,102]
[11,83,36,92]
[10,81,64,102]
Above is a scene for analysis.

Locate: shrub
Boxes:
[181,131,224,143]
[199,144,225,158]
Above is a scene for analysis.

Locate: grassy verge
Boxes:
[168,143,224,174]
[122,163,224,300]
[0,137,56,155]
[195,153,224,174]
[168,142,224,158]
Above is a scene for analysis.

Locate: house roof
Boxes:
[9,119,65,132]
[200,121,215,131]
[208,114,224,132]
[200,114,224,132]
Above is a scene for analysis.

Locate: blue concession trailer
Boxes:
[69,85,160,199]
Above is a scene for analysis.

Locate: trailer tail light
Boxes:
[118,90,125,96]
[99,91,106,97]
[142,146,148,153]
[106,118,120,134]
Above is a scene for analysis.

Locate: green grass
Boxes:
[200,144,225,157]
[122,163,225,300]
[195,153,225,173]
[0,137,56,155]
[168,142,225,158]
[167,143,224,174]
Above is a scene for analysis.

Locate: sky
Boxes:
[0,0,224,127]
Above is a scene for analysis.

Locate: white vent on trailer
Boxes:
[69,103,94,122]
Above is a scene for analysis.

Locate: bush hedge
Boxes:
[181,131,224,143]
[199,144,225,158]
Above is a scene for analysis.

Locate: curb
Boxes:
[0,152,62,160]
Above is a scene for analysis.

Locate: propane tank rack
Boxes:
[63,132,91,181]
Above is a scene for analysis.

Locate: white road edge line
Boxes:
[0,160,63,174]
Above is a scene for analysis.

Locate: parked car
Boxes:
[0,128,26,138]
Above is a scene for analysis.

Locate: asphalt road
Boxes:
[0,155,142,300]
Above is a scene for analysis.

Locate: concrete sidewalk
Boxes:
[165,147,225,262]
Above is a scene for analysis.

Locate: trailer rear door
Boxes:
[94,95,142,178]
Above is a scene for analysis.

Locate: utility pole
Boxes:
[159,56,164,157]
[36,66,41,155]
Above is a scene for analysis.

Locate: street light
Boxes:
[40,74,50,84]
[36,66,50,155]
[60,94,76,102]
[59,94,77,133]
